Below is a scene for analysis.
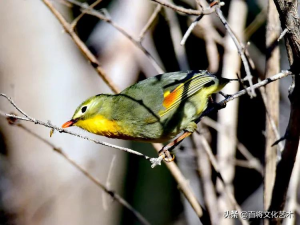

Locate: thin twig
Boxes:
[198,70,292,120]
[10,122,151,225]
[102,155,116,211]
[138,5,162,42]
[43,0,120,93]
[180,2,223,46]
[62,0,164,74]
[277,28,288,42]
[188,16,224,46]
[70,0,104,30]
[150,0,215,16]
[202,117,263,175]
[215,6,256,98]
[181,15,203,46]
[0,94,154,162]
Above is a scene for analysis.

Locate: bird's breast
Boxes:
[75,115,129,138]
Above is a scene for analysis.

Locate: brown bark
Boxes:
[269,0,300,224]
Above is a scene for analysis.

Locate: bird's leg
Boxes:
[207,94,227,110]
[159,122,197,162]
[159,131,192,162]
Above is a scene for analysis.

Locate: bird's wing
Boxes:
[118,70,215,120]
[159,71,215,117]
[119,71,191,113]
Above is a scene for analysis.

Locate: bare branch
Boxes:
[70,0,104,30]
[43,0,120,93]
[199,70,292,120]
[180,2,223,46]
[215,6,256,98]
[181,15,203,46]
[268,1,300,222]
[263,1,281,216]
[150,0,215,16]
[202,117,263,175]
[138,5,162,42]
[0,93,154,162]
[102,155,116,211]
[62,0,165,74]
[277,28,288,42]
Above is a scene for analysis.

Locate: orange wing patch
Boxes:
[159,73,215,118]
[163,88,183,109]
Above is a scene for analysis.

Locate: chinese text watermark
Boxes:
[224,211,294,220]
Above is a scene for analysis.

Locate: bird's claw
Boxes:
[150,150,175,168]
[162,150,175,162]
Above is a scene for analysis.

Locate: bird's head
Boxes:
[62,94,110,128]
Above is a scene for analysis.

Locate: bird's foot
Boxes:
[161,150,175,162]
[150,149,175,168]
[209,101,226,110]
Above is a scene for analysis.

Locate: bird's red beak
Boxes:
[62,120,75,128]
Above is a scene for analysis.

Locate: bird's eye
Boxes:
[81,106,87,113]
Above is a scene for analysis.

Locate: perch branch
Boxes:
[0,94,154,162]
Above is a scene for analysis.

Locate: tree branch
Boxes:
[62,0,165,74]
[42,0,120,93]
[150,0,216,16]
[0,94,154,162]
[263,0,281,217]
[215,5,256,98]
[268,1,300,224]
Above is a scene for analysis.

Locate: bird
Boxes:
[62,70,234,154]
